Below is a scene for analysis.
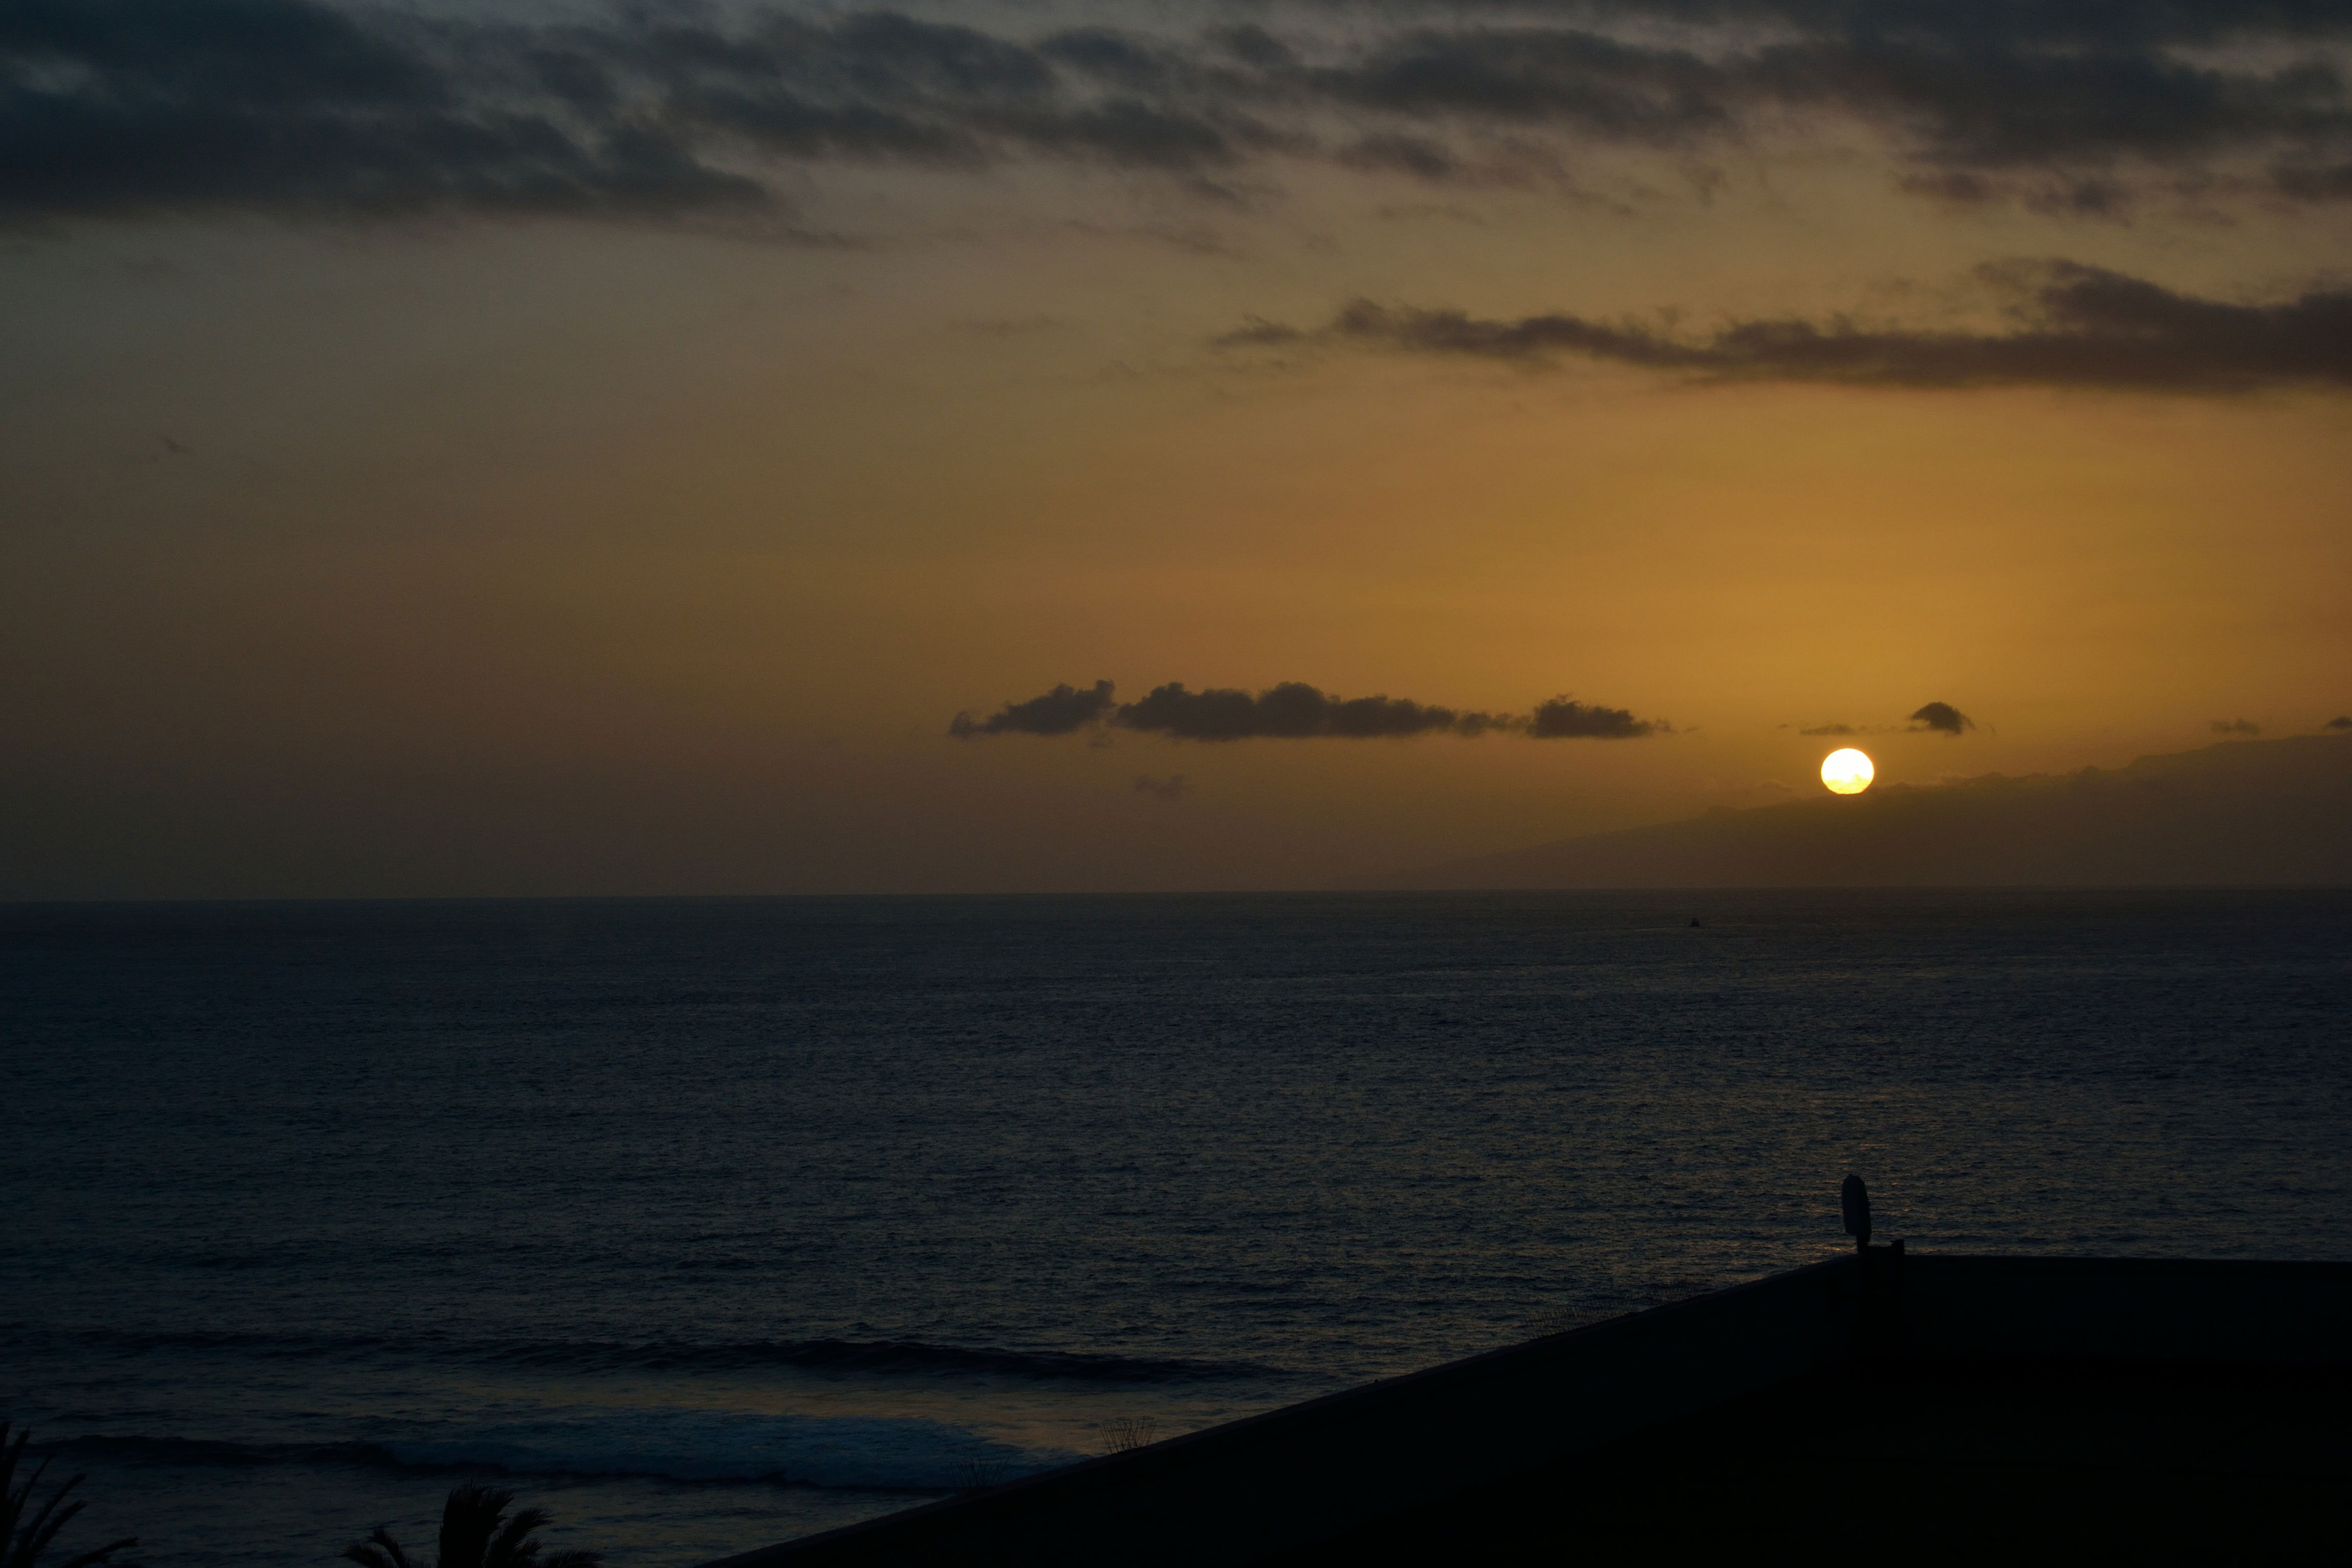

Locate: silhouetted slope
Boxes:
[1378,735,2352,888]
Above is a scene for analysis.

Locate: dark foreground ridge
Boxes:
[702,1255,2352,1565]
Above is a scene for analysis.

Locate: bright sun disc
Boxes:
[1821,748,1874,795]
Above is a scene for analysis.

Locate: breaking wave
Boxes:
[12,1325,1280,1384]
[476,1337,1277,1383]
[52,1409,1082,1490]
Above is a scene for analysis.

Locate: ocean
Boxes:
[5,890,2346,1565]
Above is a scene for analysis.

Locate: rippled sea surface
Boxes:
[6,891,2347,1565]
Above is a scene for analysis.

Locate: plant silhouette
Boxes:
[2,1424,139,1568]
[342,1484,600,1568]
[1101,1416,1159,1454]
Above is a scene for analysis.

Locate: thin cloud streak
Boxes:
[1358,0,2352,50]
[1228,263,2352,392]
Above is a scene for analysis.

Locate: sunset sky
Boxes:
[6,0,2349,896]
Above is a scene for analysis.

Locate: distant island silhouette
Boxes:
[1374,733,2352,889]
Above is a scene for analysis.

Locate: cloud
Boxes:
[1743,36,2350,172]
[1230,263,2352,393]
[0,0,774,221]
[2328,716,2352,729]
[1712,778,1798,808]
[1113,680,1516,739]
[1799,722,1858,736]
[2211,717,2263,734]
[949,679,1115,738]
[0,0,1261,223]
[1908,701,1976,734]
[1213,318,1310,348]
[10,0,2352,225]
[1133,772,1190,800]
[1527,695,1660,738]
[2274,161,2352,200]
[1295,22,2352,178]
[948,679,1664,740]
[1315,28,1733,143]
[1472,0,2352,51]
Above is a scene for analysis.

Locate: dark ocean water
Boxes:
[4,891,2347,1565]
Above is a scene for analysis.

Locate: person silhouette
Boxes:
[1841,1173,1872,1252]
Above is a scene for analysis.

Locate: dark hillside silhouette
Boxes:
[1377,734,2352,888]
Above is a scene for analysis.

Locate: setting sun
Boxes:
[1821,749,1875,795]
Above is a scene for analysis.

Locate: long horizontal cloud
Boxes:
[1527,696,1659,738]
[1391,1,2352,50]
[1227,262,2352,391]
[1316,26,2352,173]
[950,681,1663,740]
[7,0,2352,223]
[1115,681,1518,739]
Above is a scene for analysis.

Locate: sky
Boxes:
[5,0,2350,896]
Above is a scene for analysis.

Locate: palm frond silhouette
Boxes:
[342,1484,599,1568]
[1,1424,139,1568]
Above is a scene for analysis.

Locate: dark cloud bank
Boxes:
[1227,263,2352,392]
[1377,731,2352,887]
[8,0,2352,222]
[951,680,1662,740]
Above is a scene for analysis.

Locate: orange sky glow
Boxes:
[5,0,2349,894]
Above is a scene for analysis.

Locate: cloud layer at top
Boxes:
[950,680,1662,740]
[7,0,2352,222]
